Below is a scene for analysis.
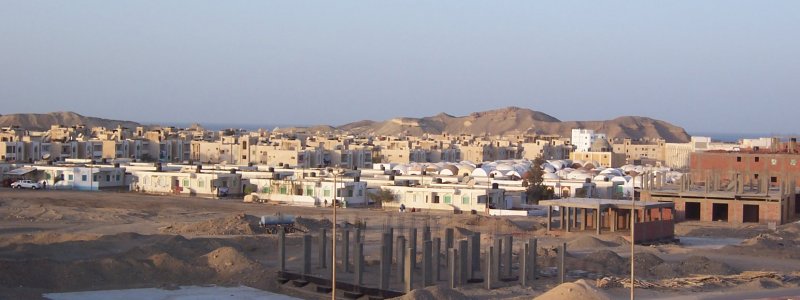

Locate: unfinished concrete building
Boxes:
[640,170,799,225]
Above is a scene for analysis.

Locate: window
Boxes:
[116,174,121,181]
[82,175,87,181]
[771,177,777,183]
[736,156,742,162]
[280,186,287,194]
[755,157,759,162]
[306,187,313,196]
[792,159,797,166]
[183,179,189,187]
[462,195,470,205]
[68,174,74,181]
[106,175,111,182]
[324,189,331,197]
[444,195,452,204]
[198,180,205,188]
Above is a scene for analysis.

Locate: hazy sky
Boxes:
[1,1,798,134]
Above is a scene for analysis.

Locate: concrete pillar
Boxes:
[448,248,457,289]
[610,208,617,232]
[458,240,468,285]
[520,241,529,286]
[355,227,362,245]
[354,243,364,286]
[387,228,393,268]
[319,228,327,269]
[423,240,432,286]
[486,245,494,290]
[559,207,565,229]
[470,233,481,274]
[404,247,413,292]
[433,237,441,281]
[423,225,431,242]
[565,207,571,232]
[530,238,538,280]
[493,238,502,281]
[559,242,566,284]
[278,230,286,272]
[445,228,454,249]
[572,206,579,228]
[595,208,601,235]
[409,228,418,270]
[397,236,406,282]
[625,210,631,230]
[303,234,312,275]
[380,245,390,290]
[546,206,552,231]
[581,208,587,231]
[342,229,350,273]
[504,235,513,278]
[382,231,392,270]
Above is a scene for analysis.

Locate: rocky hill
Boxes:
[338,107,691,142]
[0,112,141,131]
[0,108,692,142]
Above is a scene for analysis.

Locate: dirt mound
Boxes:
[577,250,627,275]
[293,216,333,233]
[203,246,259,276]
[778,222,800,235]
[635,255,735,279]
[534,279,611,300]
[0,232,100,247]
[0,233,271,293]
[629,252,664,278]
[441,215,530,233]
[390,285,467,300]
[681,256,737,275]
[161,214,262,235]
[733,277,785,290]
[567,236,618,249]
[721,231,800,259]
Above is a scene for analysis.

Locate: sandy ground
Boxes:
[1,188,799,299]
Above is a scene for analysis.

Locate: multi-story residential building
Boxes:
[0,141,25,162]
[612,138,666,165]
[522,139,572,160]
[571,129,607,152]
[570,139,626,168]
[689,138,800,186]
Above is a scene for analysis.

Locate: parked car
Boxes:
[11,180,42,189]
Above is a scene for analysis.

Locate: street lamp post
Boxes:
[329,167,344,299]
[629,171,639,300]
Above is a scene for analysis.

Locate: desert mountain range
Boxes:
[335,107,691,142]
[0,112,141,131]
[1,107,691,142]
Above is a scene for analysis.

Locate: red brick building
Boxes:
[689,138,800,187]
[641,139,800,225]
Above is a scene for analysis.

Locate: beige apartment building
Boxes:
[612,138,666,164]
[522,139,572,160]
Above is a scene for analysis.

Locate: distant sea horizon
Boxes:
[690,132,799,143]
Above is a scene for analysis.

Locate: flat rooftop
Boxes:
[539,197,674,210]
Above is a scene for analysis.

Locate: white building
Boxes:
[571,129,607,152]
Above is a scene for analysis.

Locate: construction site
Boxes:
[1,189,800,299]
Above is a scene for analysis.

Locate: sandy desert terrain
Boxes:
[1,189,799,299]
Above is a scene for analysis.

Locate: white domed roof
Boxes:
[543,173,560,180]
